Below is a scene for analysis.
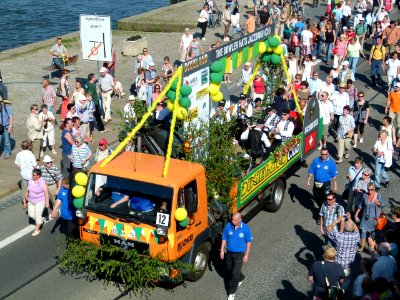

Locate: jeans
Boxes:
[226,252,245,295]
[0,126,11,156]
[349,56,359,79]
[147,86,153,110]
[371,59,383,78]
[53,57,64,70]
[0,82,9,100]
[325,42,333,63]
[374,159,389,188]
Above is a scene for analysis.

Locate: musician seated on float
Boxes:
[232,93,253,121]
[273,108,294,144]
[264,106,281,133]
[240,119,271,160]
[210,99,231,122]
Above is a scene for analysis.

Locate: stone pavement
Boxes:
[0,0,251,200]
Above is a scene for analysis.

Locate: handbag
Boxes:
[197,21,202,28]
[374,209,388,231]
[322,261,345,300]
[56,84,63,97]
[332,47,338,55]
[341,167,363,200]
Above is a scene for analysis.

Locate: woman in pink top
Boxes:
[23,168,49,236]
[333,34,348,68]
[252,72,265,101]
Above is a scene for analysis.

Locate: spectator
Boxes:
[161,56,174,83]
[84,73,108,133]
[0,100,13,159]
[345,157,364,214]
[179,28,193,63]
[308,246,345,299]
[49,37,67,73]
[71,116,84,141]
[141,48,154,70]
[372,130,393,190]
[345,79,358,111]
[15,140,37,201]
[61,118,74,178]
[66,103,77,120]
[352,91,369,148]
[355,182,385,252]
[124,95,136,126]
[380,116,396,146]
[23,168,49,236]
[231,6,241,36]
[352,258,373,299]
[145,62,157,109]
[51,177,75,239]
[352,167,373,212]
[383,20,400,55]
[300,24,313,66]
[368,240,397,282]
[220,212,253,300]
[41,79,57,113]
[198,3,209,40]
[258,5,271,27]
[336,105,355,164]
[103,47,116,77]
[331,83,350,142]
[245,12,255,34]
[368,37,386,87]
[71,135,92,174]
[347,37,365,78]
[222,5,232,42]
[26,104,44,161]
[327,214,360,278]
[99,66,114,124]
[40,155,62,208]
[307,148,338,213]
[237,62,253,88]
[317,76,335,98]
[318,91,334,149]
[252,72,265,101]
[38,104,57,155]
[338,61,353,85]
[333,34,348,69]
[324,23,336,65]
[86,93,96,138]
[320,192,345,244]
[59,69,70,122]
[75,94,90,139]
[355,17,368,50]
[0,70,11,104]
[385,82,400,135]
[71,80,85,106]
[308,72,323,97]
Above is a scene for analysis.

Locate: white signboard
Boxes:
[80,15,112,61]
[183,67,210,125]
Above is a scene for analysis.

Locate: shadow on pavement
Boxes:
[276,279,309,300]
[294,224,324,263]
[287,183,318,221]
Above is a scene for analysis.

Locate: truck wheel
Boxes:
[264,179,284,212]
[187,242,210,282]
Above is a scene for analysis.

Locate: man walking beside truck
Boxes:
[220,212,253,300]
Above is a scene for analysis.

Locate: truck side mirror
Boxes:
[185,188,198,214]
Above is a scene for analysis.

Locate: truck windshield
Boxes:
[85,173,174,227]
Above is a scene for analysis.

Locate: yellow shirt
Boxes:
[370,45,386,60]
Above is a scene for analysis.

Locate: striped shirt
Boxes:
[40,165,62,186]
[71,143,92,168]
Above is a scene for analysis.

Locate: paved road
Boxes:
[1,2,399,300]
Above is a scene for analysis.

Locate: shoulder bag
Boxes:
[321,261,345,300]
[374,202,387,230]
[341,167,363,200]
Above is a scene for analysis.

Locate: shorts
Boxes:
[322,124,329,136]
[301,45,311,56]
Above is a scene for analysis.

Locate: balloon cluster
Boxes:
[72,172,88,209]
[174,207,189,227]
[209,60,225,102]
[258,35,285,65]
[165,78,193,120]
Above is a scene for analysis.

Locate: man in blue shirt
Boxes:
[307,148,338,222]
[220,212,253,300]
[52,177,75,238]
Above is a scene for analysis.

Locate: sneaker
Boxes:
[353,144,357,148]
[40,150,44,158]
[238,276,245,287]
[359,137,364,143]
[383,181,389,188]
[202,37,206,41]
[2,99,11,104]
[227,294,235,300]
[317,145,322,150]
[336,159,343,164]
[3,154,10,159]
[32,230,40,236]
[52,149,57,155]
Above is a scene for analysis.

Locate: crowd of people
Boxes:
[0,0,400,298]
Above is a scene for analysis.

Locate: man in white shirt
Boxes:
[300,24,314,65]
[342,0,352,28]
[331,83,350,141]
[317,76,335,98]
[264,106,281,132]
[211,100,231,123]
[232,94,253,120]
[274,109,294,142]
[318,92,334,149]
[308,72,323,96]
[241,119,271,160]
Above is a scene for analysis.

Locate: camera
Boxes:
[44,119,48,129]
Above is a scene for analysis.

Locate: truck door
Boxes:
[175,179,201,256]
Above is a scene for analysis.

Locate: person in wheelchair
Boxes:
[240,119,271,162]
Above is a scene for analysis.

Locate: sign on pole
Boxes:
[80,15,112,61]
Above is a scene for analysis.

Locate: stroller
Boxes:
[209,6,222,28]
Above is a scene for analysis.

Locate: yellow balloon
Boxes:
[72,185,86,198]
[266,46,273,53]
[166,100,174,111]
[175,207,188,222]
[74,172,88,186]
[209,83,220,96]
[259,42,267,54]
[273,45,283,55]
[211,91,223,102]
[176,107,188,120]
[274,34,282,43]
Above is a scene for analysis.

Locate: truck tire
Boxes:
[264,179,284,212]
[187,242,210,282]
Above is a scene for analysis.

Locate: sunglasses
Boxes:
[363,173,370,176]
[327,197,334,201]
[321,153,328,156]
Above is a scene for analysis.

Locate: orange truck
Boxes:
[76,97,321,282]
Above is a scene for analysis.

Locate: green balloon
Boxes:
[180,85,192,97]
[268,36,280,48]
[179,217,189,227]
[170,78,179,91]
[271,53,281,65]
[166,90,176,101]
[210,72,223,84]
[210,61,224,73]
[261,54,271,63]
[73,197,84,209]
[179,97,191,109]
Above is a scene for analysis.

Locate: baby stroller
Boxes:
[209,6,222,28]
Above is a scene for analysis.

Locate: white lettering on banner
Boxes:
[288,144,301,160]
[215,27,272,59]
[304,119,318,134]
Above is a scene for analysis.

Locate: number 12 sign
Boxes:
[80,14,112,61]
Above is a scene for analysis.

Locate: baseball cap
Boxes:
[148,62,155,67]
[239,94,247,100]
[99,138,108,145]
[218,100,226,107]
[99,67,108,73]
